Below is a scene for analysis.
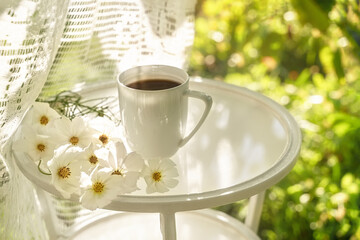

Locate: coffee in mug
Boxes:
[117,65,212,159]
[126,79,181,90]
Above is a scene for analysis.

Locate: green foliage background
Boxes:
[189,0,360,239]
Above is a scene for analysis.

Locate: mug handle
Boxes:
[179,90,213,148]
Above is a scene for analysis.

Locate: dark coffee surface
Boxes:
[127,79,181,90]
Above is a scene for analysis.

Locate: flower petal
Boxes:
[165,178,179,188]
[114,141,127,162]
[80,189,99,210]
[123,152,144,172]
[158,181,171,192]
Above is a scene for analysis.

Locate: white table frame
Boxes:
[13,78,301,240]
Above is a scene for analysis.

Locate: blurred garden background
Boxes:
[189,0,360,239]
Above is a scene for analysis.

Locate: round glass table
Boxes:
[14,78,301,240]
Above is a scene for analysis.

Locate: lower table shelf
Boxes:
[67,209,260,240]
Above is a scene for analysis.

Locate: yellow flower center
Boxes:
[152,171,162,182]
[69,136,79,145]
[37,143,46,152]
[40,116,49,125]
[89,155,98,165]
[92,182,104,193]
[112,169,123,176]
[58,167,71,179]
[99,134,109,145]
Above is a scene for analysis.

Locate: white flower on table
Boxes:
[52,117,95,148]
[80,167,121,210]
[23,102,60,133]
[142,158,179,194]
[89,117,124,147]
[12,126,55,166]
[47,146,82,199]
[77,143,105,174]
[97,141,144,194]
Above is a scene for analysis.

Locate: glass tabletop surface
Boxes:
[14,77,301,212]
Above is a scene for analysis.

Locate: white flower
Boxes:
[89,117,124,146]
[12,126,55,165]
[80,167,121,210]
[23,102,60,133]
[77,143,106,173]
[142,158,179,194]
[47,146,82,199]
[52,117,95,148]
[98,141,144,193]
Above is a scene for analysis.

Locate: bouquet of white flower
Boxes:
[12,101,179,210]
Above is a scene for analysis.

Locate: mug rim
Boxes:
[118,65,189,93]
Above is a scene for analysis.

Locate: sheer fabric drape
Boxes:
[0,0,196,239]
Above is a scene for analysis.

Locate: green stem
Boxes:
[37,160,52,176]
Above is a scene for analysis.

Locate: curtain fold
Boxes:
[0,0,71,239]
[41,0,196,97]
[0,0,196,238]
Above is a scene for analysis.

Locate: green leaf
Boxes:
[341,174,359,194]
[319,47,334,75]
[290,0,330,33]
[319,47,345,79]
[295,69,311,85]
[314,0,336,14]
[333,49,345,79]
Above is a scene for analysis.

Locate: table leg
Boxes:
[245,190,266,233]
[160,211,177,240]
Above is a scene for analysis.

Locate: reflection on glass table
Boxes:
[13,78,301,240]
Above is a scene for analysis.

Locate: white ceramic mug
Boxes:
[117,65,212,159]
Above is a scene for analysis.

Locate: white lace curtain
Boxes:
[0,0,196,239]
